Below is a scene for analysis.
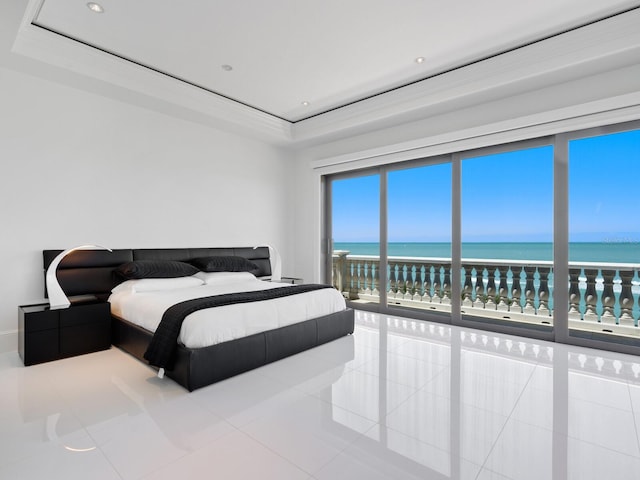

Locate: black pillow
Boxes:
[190,256,260,274]
[115,260,199,279]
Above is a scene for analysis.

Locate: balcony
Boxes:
[332,251,640,337]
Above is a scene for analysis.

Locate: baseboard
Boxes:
[0,330,17,353]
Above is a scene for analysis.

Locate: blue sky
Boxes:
[332,129,640,243]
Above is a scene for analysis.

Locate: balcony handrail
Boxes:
[334,253,640,271]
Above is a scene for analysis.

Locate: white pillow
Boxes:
[194,271,256,285]
[111,276,204,294]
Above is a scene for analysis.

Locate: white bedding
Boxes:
[108,272,346,349]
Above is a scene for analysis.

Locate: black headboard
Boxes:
[43,247,272,300]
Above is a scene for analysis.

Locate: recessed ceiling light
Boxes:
[86,2,104,13]
[301,101,310,107]
[415,57,425,64]
[221,64,233,71]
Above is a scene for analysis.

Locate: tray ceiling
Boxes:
[30,0,640,123]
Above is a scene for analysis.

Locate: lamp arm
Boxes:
[46,244,112,309]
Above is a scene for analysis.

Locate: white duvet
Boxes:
[108,272,346,349]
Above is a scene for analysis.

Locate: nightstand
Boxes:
[18,300,111,366]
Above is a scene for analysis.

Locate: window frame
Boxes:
[323,119,640,355]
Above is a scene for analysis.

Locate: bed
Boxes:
[42,247,354,391]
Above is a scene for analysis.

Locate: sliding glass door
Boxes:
[567,128,640,344]
[330,173,381,307]
[460,143,554,332]
[325,120,640,353]
[386,161,451,318]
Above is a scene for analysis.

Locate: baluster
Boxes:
[485,265,497,309]
[600,268,616,323]
[510,266,523,313]
[414,265,424,302]
[618,269,635,326]
[409,265,419,301]
[371,260,379,298]
[461,265,473,308]
[431,264,442,303]
[355,261,363,298]
[538,266,551,317]
[441,265,452,305]
[344,259,354,299]
[474,265,486,308]
[433,265,444,303]
[409,264,417,300]
[398,263,408,299]
[496,265,509,312]
[363,260,372,296]
[422,265,433,303]
[568,267,582,320]
[402,264,410,300]
[420,264,429,302]
[583,268,599,322]
[523,266,537,315]
[388,262,398,299]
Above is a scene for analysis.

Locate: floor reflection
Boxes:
[316,311,640,479]
[3,311,640,479]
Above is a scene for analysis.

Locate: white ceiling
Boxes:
[30,0,640,123]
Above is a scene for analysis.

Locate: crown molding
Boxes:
[310,92,640,174]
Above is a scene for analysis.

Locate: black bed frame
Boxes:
[43,247,354,391]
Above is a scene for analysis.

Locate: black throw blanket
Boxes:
[144,283,333,369]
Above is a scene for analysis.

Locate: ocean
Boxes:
[333,242,640,264]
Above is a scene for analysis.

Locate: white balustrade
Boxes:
[332,252,640,336]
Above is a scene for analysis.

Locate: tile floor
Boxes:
[2,310,640,479]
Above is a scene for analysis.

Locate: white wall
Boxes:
[0,0,296,353]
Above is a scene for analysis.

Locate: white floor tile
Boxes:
[354,350,448,389]
[240,394,375,474]
[460,370,529,417]
[140,430,309,480]
[314,428,481,480]
[567,395,640,457]
[569,370,633,411]
[483,418,553,480]
[566,435,640,480]
[0,438,122,480]
[191,367,308,427]
[312,368,419,423]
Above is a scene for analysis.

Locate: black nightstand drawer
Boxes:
[60,302,110,328]
[60,319,111,357]
[21,307,59,332]
[24,329,59,365]
[19,301,112,366]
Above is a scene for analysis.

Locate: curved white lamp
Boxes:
[46,244,112,309]
[253,244,281,282]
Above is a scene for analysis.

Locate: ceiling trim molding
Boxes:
[13,0,293,145]
[294,8,640,144]
[311,92,640,174]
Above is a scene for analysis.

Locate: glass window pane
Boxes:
[331,174,380,305]
[568,129,640,341]
[387,162,452,314]
[461,145,554,328]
